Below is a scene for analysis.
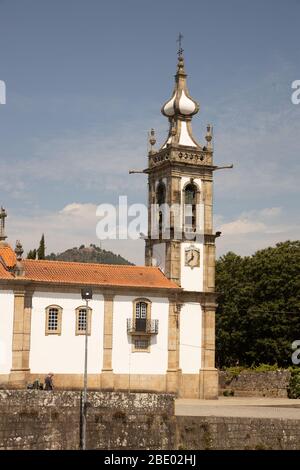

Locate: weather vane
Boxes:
[177,32,184,57]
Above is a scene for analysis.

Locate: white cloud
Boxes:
[6,202,145,265]
[216,206,299,256]
[259,207,282,217]
[220,219,266,235]
[219,207,283,235]
[4,200,298,266]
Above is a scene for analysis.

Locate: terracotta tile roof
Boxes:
[0,262,13,279]
[0,259,178,290]
[0,244,16,269]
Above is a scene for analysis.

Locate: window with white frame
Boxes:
[131,298,152,352]
[135,301,148,332]
[75,306,92,335]
[45,305,62,335]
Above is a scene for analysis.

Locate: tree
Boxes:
[216,241,300,368]
[37,234,46,260]
[27,249,37,260]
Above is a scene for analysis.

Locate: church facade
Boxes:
[0,51,219,398]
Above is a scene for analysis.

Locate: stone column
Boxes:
[166,299,181,393]
[202,178,213,234]
[199,302,218,399]
[9,289,33,388]
[101,293,114,389]
[203,236,216,292]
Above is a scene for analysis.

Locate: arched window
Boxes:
[135,301,148,332]
[75,306,92,335]
[45,305,62,335]
[184,183,197,232]
[156,182,166,206]
[156,182,166,239]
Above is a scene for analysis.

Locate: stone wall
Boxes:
[0,390,176,450]
[177,416,300,450]
[1,390,300,450]
[219,370,291,397]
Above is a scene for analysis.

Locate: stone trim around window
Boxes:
[75,306,92,336]
[131,298,152,352]
[182,179,201,234]
[132,298,152,323]
[45,305,62,336]
[132,336,150,353]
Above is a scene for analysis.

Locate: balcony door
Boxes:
[135,301,147,332]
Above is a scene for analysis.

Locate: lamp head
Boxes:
[81,288,93,300]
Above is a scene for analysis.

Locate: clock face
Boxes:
[185,247,200,268]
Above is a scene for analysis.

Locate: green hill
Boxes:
[46,244,134,265]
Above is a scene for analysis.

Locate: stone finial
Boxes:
[149,128,156,147]
[205,124,213,149]
[14,240,25,277]
[148,128,156,154]
[15,240,24,261]
[176,54,186,76]
[0,206,7,242]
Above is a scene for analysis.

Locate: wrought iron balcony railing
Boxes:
[127,318,159,335]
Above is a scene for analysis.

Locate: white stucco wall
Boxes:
[112,295,169,374]
[0,290,14,374]
[178,121,197,147]
[180,241,204,291]
[180,302,202,373]
[180,176,204,291]
[29,292,104,374]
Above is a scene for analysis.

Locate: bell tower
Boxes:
[145,50,218,294]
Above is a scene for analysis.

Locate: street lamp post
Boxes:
[80,287,93,450]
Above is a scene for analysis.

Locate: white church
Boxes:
[0,50,220,398]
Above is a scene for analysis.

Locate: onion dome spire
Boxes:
[161,46,201,149]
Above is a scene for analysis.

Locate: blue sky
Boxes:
[0,0,299,263]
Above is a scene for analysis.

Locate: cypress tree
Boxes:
[37,234,46,260]
[27,249,37,260]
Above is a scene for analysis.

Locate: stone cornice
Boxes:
[148,147,214,170]
[0,279,182,297]
[178,290,218,305]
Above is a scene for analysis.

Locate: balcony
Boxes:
[127,318,159,335]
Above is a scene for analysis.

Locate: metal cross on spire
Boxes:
[177,32,184,57]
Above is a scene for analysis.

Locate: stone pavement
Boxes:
[175,397,300,419]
